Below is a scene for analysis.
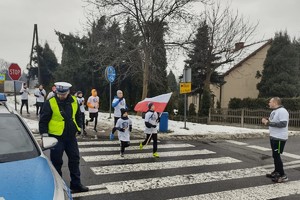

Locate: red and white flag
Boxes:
[134,92,172,113]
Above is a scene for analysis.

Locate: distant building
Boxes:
[210,40,272,108]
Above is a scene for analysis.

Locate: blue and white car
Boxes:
[0,93,72,200]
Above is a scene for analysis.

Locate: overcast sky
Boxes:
[1,0,300,76]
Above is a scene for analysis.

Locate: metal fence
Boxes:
[209,108,300,128]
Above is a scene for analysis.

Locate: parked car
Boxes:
[0,93,72,200]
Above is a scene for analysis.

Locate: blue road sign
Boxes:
[105,66,116,83]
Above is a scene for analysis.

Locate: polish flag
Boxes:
[134,92,172,113]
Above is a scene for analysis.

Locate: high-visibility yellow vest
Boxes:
[48,96,80,136]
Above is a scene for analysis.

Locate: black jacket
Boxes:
[39,95,82,137]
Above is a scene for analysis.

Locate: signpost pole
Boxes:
[109,82,112,119]
[14,81,17,111]
[184,93,187,129]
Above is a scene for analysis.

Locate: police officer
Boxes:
[39,82,89,193]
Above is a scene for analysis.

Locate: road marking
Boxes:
[226,140,300,160]
[78,140,153,146]
[283,152,300,159]
[73,164,300,197]
[226,140,248,145]
[72,188,109,198]
[105,166,269,194]
[82,150,215,162]
[168,180,300,200]
[91,157,242,175]
[247,145,270,151]
[79,143,195,152]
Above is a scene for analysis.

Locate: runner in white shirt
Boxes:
[86,89,100,137]
[34,84,46,115]
[19,83,30,115]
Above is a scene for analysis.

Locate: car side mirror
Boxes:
[41,136,58,151]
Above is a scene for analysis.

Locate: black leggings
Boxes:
[120,141,130,153]
[142,133,158,153]
[20,99,29,113]
[270,138,286,176]
[88,112,98,129]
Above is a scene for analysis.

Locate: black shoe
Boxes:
[272,174,288,183]
[266,171,280,179]
[70,184,89,193]
[85,119,89,126]
[93,128,98,132]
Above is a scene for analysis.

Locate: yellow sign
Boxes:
[180,82,191,94]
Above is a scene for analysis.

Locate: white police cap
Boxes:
[54,82,72,94]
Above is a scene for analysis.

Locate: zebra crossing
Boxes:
[72,139,300,199]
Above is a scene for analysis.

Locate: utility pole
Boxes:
[28,24,41,86]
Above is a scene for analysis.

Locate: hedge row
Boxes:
[228,97,300,111]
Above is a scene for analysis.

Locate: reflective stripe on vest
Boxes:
[48,96,80,136]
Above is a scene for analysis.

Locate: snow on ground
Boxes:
[5,93,299,138]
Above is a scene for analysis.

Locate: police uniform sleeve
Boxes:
[39,100,52,134]
[75,102,83,129]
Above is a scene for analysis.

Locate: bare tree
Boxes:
[0,58,9,73]
[195,1,259,89]
[85,0,209,99]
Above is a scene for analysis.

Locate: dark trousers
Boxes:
[114,117,120,126]
[50,136,81,187]
[142,133,158,153]
[120,141,130,153]
[36,102,44,115]
[88,112,98,129]
[81,112,85,130]
[20,99,29,113]
[270,138,286,176]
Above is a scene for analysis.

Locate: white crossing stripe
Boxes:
[72,189,109,198]
[246,145,270,151]
[82,150,215,162]
[226,140,300,160]
[226,140,248,145]
[89,166,269,194]
[78,140,148,146]
[91,157,242,175]
[168,180,300,200]
[80,143,194,152]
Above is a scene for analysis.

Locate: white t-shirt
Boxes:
[20,87,29,100]
[269,107,289,140]
[144,111,159,134]
[34,89,46,103]
[77,97,85,113]
[116,117,132,141]
[87,96,99,113]
[112,97,126,117]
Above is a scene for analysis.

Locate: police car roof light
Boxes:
[0,93,7,101]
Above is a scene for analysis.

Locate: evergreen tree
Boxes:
[167,70,178,93]
[257,32,300,97]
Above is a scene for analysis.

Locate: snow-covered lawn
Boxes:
[5,93,300,138]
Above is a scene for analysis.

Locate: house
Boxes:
[210,40,272,108]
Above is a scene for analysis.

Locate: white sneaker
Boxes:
[94,135,98,139]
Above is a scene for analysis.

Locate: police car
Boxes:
[0,93,72,200]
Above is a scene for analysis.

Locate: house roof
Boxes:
[222,39,272,77]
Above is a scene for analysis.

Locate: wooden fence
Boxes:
[209,108,300,128]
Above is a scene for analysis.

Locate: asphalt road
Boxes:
[47,133,300,200]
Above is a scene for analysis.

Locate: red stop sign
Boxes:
[8,63,22,80]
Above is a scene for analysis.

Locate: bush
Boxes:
[228,97,300,111]
[188,103,196,116]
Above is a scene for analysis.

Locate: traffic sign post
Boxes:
[180,68,191,130]
[8,63,22,111]
[105,66,116,119]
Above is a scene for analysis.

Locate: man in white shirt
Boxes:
[20,83,30,115]
[262,97,289,183]
[34,84,46,115]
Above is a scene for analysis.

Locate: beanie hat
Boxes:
[148,102,154,109]
[120,108,128,116]
[77,91,82,95]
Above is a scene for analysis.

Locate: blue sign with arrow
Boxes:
[105,66,116,83]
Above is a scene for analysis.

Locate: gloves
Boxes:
[119,128,125,132]
[110,132,114,140]
[152,125,157,128]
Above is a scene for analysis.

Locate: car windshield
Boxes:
[0,114,39,163]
